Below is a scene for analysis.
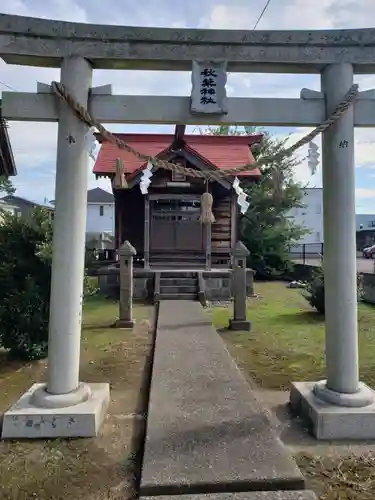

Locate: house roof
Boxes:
[93,133,262,180]
[87,187,114,203]
[0,199,17,210]
[1,195,54,210]
[0,106,17,177]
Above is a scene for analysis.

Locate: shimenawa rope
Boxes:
[50,81,359,180]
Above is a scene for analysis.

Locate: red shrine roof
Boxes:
[93,133,262,179]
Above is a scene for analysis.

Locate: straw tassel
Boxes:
[112,158,128,189]
[200,191,215,224]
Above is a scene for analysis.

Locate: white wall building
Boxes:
[86,187,115,235]
[0,198,19,221]
[287,187,324,248]
[356,214,375,231]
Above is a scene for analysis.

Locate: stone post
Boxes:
[290,63,375,441]
[229,241,251,331]
[2,56,110,439]
[116,240,136,328]
[312,63,373,406]
[46,56,93,399]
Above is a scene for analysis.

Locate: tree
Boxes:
[206,126,309,278]
[0,176,16,196]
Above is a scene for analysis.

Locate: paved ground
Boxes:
[141,300,307,497]
[292,257,375,273]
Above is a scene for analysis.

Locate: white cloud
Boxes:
[202,0,375,31]
[356,188,375,199]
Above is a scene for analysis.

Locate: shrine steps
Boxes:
[150,252,206,270]
[156,271,199,301]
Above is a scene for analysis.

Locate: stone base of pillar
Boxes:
[228,318,251,331]
[290,380,375,440]
[1,382,110,439]
[115,319,135,329]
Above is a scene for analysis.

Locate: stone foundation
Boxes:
[2,383,110,439]
[97,266,255,301]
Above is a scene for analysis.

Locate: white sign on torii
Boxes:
[1,13,375,441]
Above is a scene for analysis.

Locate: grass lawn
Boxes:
[213,281,375,390]
[212,281,375,500]
[0,296,154,500]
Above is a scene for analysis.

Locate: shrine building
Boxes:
[93,129,262,270]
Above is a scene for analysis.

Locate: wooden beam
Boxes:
[172,124,186,148]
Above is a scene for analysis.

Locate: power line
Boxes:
[253,0,272,30]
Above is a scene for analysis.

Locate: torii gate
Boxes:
[1,14,375,440]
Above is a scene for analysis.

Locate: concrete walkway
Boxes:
[140,301,317,499]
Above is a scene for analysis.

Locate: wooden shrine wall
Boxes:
[212,193,235,252]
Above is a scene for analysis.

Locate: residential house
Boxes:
[86,187,115,234]
[85,187,115,249]
[0,195,54,219]
[0,198,19,223]
[287,187,324,256]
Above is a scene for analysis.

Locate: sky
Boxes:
[1,0,375,212]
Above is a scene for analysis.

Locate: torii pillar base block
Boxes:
[1,382,110,439]
[114,319,135,329]
[228,318,251,331]
[290,380,375,440]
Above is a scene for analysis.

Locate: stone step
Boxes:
[158,293,197,300]
[151,256,206,262]
[152,262,205,268]
[142,493,317,500]
[160,278,197,286]
[152,265,205,270]
[160,285,197,294]
[159,271,197,278]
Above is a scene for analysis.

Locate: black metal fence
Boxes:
[289,243,324,264]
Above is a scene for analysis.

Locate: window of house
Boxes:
[99,205,104,216]
[316,204,321,214]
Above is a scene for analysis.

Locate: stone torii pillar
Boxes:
[2,56,110,440]
[290,63,375,440]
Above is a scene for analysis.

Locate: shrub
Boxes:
[303,267,325,314]
[304,267,364,315]
[0,207,99,361]
[0,208,52,360]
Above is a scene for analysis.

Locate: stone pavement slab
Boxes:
[142,492,317,500]
[141,301,305,495]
